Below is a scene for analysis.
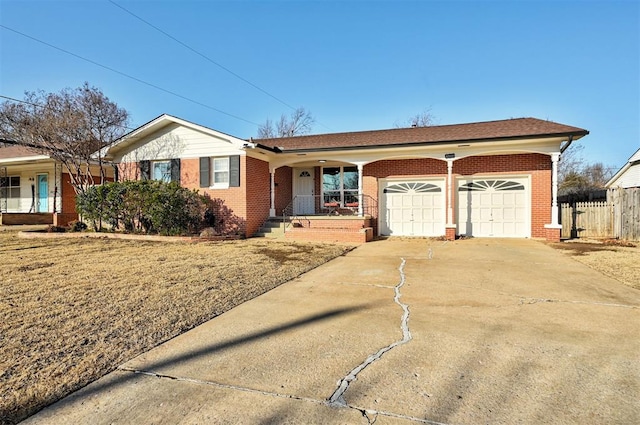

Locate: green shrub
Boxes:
[76,181,208,235]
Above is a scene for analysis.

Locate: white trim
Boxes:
[151,160,171,183]
[209,157,230,189]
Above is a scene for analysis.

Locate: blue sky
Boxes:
[1,0,638,170]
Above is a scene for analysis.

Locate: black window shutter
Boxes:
[229,155,240,187]
[199,157,210,188]
[170,158,180,182]
[113,164,119,182]
[140,160,150,180]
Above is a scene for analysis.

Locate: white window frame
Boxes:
[211,157,230,189]
[151,160,171,183]
[0,175,21,211]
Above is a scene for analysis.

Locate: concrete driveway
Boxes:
[24,238,640,424]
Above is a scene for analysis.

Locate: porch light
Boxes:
[318,160,326,163]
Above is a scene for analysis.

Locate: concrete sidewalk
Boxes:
[24,238,640,424]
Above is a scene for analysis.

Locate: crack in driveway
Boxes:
[328,258,412,408]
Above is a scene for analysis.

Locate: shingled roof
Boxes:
[0,145,44,160]
[254,117,588,152]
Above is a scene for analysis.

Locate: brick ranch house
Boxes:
[0,144,111,226]
[104,114,589,243]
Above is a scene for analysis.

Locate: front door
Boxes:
[293,168,315,215]
[37,174,48,212]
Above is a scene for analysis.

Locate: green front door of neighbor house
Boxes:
[37,174,48,212]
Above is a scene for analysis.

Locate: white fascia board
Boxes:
[605,163,629,188]
[267,136,565,169]
[0,155,52,164]
[605,147,640,188]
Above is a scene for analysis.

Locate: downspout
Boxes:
[560,135,574,154]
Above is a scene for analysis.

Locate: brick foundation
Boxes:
[0,213,53,225]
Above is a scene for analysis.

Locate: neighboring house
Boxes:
[0,144,111,226]
[106,114,589,242]
[605,147,640,189]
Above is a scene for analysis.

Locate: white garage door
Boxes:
[457,178,529,237]
[381,180,445,236]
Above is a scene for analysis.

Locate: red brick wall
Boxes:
[180,157,246,217]
[274,166,292,214]
[180,157,247,235]
[364,154,551,239]
[60,173,77,214]
[245,156,271,237]
[455,154,550,238]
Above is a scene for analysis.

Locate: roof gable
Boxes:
[606,147,640,188]
[106,114,250,160]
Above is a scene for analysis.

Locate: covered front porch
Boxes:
[263,161,377,243]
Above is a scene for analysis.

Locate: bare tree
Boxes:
[257,107,314,138]
[394,109,435,128]
[0,83,129,196]
[559,143,614,195]
[558,143,585,185]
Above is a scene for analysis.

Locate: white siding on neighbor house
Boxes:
[1,163,60,213]
[120,123,245,163]
[611,163,640,188]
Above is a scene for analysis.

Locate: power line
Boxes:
[109,0,297,111]
[107,1,332,133]
[0,25,261,127]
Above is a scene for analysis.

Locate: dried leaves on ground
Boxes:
[0,231,349,424]
[551,240,640,290]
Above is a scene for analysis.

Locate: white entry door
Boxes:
[381,180,445,236]
[293,168,315,215]
[457,177,529,237]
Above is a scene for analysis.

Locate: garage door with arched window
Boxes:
[457,177,530,238]
[381,180,445,236]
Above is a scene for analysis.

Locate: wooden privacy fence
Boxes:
[560,188,640,241]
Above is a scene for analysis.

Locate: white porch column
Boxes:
[446,159,454,225]
[549,153,560,226]
[357,164,364,216]
[269,168,276,217]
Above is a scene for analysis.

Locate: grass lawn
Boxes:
[0,230,349,425]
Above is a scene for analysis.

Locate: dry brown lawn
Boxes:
[0,230,349,425]
[551,240,640,290]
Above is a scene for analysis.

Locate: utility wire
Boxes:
[109,0,296,111]
[0,25,261,127]
[108,0,332,132]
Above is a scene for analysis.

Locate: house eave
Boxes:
[276,131,587,154]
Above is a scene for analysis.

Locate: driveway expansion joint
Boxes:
[117,367,327,406]
[328,258,412,408]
